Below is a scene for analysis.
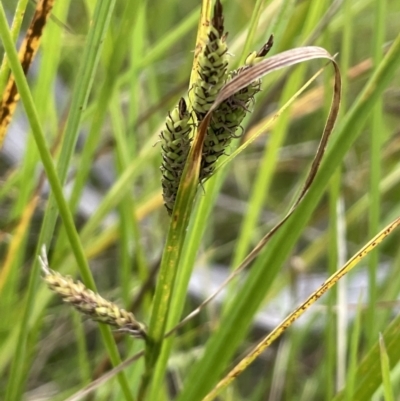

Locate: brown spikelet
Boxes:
[39,247,147,339]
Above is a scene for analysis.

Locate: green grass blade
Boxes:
[67,0,141,214]
[367,0,386,348]
[147,174,224,400]
[379,333,396,401]
[345,298,362,401]
[138,154,201,399]
[333,314,400,401]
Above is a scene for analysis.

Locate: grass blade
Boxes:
[379,334,395,401]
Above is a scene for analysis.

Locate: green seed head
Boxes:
[199,36,274,182]
[160,97,193,215]
[191,0,229,121]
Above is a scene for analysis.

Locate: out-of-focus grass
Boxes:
[0,0,399,400]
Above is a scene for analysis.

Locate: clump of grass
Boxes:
[39,248,147,339]
[1,0,399,400]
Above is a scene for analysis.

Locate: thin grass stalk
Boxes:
[236,0,265,66]
[65,0,141,215]
[336,198,348,389]
[379,334,396,401]
[0,196,38,294]
[268,339,291,401]
[9,0,70,309]
[335,0,353,390]
[345,299,363,401]
[78,136,158,243]
[373,218,400,335]
[13,0,71,218]
[0,169,19,200]
[111,99,137,305]
[367,0,386,348]
[323,12,337,398]
[175,31,400,401]
[148,176,222,400]
[139,6,199,70]
[127,2,145,156]
[327,170,340,398]
[71,310,92,386]
[267,0,296,54]
[111,92,149,307]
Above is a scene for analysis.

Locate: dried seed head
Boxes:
[39,247,147,339]
[199,36,274,181]
[160,98,192,215]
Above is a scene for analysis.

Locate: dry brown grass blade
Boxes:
[245,55,372,141]
[0,0,55,148]
[211,47,337,112]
